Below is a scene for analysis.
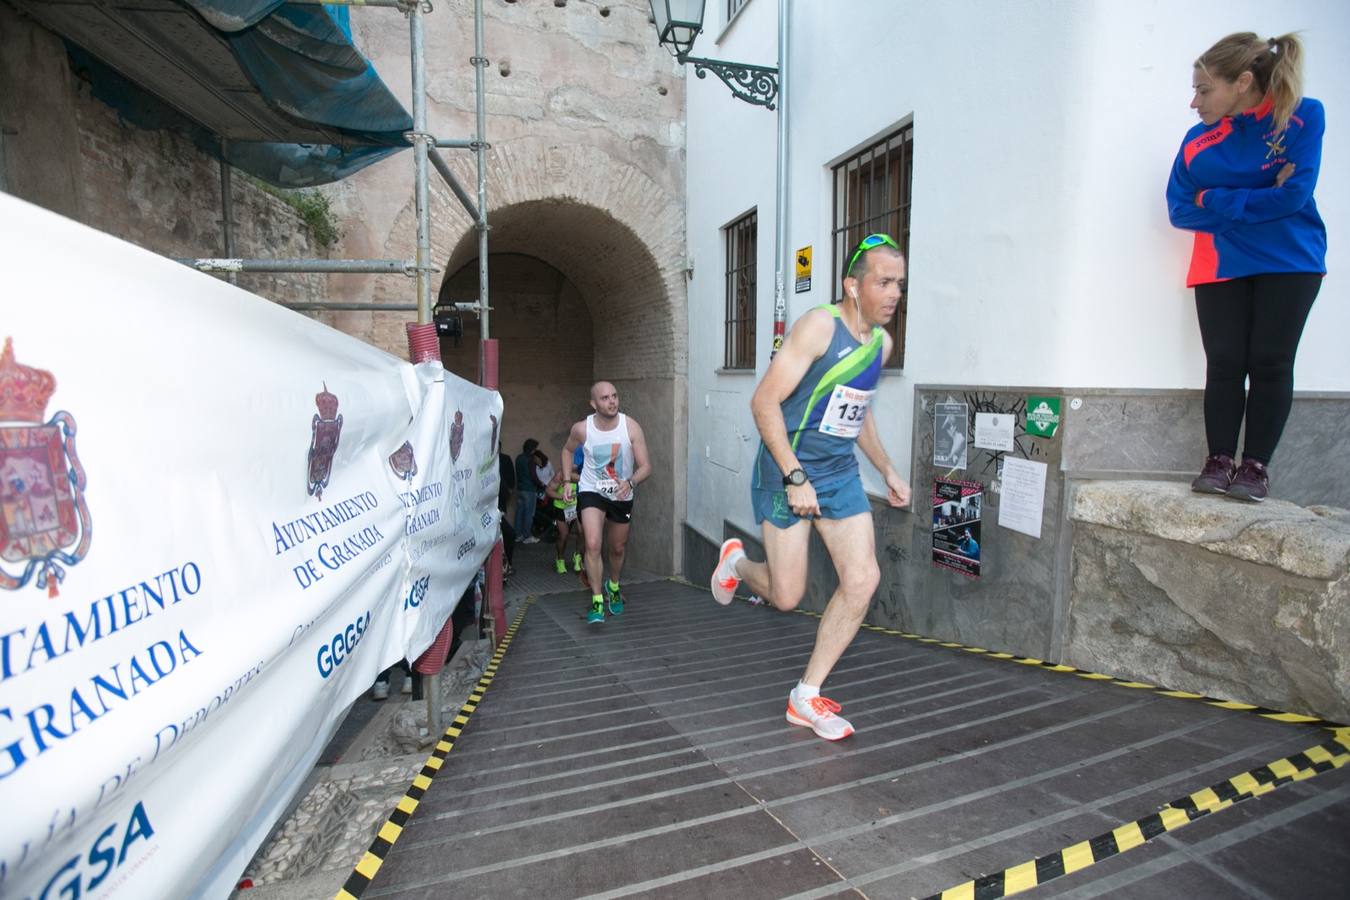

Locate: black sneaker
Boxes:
[1228,459,1269,502]
[1191,453,1235,494]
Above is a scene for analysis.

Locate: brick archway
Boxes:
[434,141,687,574]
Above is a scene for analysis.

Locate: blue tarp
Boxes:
[74,1,412,187]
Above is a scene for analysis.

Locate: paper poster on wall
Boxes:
[794,245,812,293]
[998,457,1048,538]
[933,478,982,577]
[933,402,968,469]
[974,412,1015,452]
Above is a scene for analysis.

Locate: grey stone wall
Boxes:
[890,385,1350,664]
[1068,481,1350,722]
[1063,389,1350,510]
[894,388,1066,658]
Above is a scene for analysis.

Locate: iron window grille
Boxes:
[724,209,758,369]
[831,123,914,368]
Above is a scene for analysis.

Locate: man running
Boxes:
[544,467,582,575]
[711,233,912,740]
[563,381,651,624]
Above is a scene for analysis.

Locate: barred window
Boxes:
[726,0,749,22]
[832,123,914,368]
[723,209,757,369]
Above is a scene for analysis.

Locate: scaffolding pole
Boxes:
[178,258,414,274]
[474,0,490,344]
[409,3,433,326]
[428,148,480,222]
[282,302,418,311]
[218,139,236,285]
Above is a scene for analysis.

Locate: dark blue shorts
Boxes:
[751,478,870,528]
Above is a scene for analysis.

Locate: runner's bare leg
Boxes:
[801,512,879,686]
[735,518,811,610]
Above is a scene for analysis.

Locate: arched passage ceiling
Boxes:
[444,199,679,381]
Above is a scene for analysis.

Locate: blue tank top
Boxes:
[753,305,885,490]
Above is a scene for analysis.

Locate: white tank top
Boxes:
[578,414,634,500]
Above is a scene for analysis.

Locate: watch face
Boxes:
[786,468,806,486]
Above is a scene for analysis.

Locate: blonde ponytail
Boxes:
[1266,33,1304,133]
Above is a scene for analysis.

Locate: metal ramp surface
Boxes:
[346,580,1350,899]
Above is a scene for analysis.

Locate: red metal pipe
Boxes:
[407,320,453,675]
[406,321,441,364]
[480,338,507,646]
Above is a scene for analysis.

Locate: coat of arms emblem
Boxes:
[388,441,418,482]
[308,383,343,500]
[449,410,465,463]
[0,338,91,597]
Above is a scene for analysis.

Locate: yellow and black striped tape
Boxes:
[335,597,534,900]
[922,727,1350,900]
[786,607,1345,735]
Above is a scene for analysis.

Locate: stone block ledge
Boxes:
[1072,480,1350,582]
[1068,480,1350,723]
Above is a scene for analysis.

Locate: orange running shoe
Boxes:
[786,693,854,741]
[711,538,743,606]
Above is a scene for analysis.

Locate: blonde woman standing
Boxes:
[1166,33,1326,502]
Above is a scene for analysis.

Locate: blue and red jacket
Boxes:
[1166,95,1326,286]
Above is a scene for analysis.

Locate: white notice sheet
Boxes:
[998,457,1048,538]
[974,412,1015,451]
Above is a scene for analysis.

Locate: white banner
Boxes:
[0,195,500,899]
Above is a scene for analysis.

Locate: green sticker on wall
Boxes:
[1026,396,1061,438]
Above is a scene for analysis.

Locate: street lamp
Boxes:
[648,0,779,109]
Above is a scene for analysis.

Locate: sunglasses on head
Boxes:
[845,233,900,278]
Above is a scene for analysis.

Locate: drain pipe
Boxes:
[770,0,790,358]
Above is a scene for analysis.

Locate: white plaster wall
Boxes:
[685,0,1350,541]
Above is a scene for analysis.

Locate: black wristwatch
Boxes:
[783,467,808,487]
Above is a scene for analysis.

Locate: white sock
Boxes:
[726,547,746,577]
[793,681,820,701]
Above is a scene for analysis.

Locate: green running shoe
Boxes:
[587,596,604,624]
[572,552,583,572]
[605,580,623,616]
[555,558,567,574]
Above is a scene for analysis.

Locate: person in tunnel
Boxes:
[513,438,543,543]
[710,233,912,741]
[563,381,652,624]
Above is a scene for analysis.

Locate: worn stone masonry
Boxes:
[1068,480,1350,723]
[0,2,331,307]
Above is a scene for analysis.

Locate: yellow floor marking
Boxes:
[1003,859,1039,892]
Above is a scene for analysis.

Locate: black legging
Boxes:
[1194,273,1321,464]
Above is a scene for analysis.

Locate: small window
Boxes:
[723,209,757,369]
[726,0,749,22]
[831,123,914,367]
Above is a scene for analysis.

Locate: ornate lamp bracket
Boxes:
[681,56,779,109]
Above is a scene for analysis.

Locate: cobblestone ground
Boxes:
[235,623,499,892]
